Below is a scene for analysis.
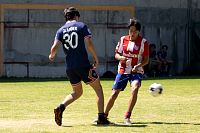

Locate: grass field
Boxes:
[0,77,200,133]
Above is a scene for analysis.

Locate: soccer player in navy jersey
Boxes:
[104,18,149,125]
[49,7,110,126]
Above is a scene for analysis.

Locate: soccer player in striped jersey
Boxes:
[49,7,110,126]
[104,18,149,125]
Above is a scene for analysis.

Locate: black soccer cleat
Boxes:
[54,107,63,126]
[96,117,111,125]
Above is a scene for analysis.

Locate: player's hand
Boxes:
[120,56,127,63]
[92,58,99,69]
[132,65,138,73]
[92,62,98,69]
[49,54,55,62]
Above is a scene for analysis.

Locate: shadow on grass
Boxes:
[91,123,147,128]
[62,125,73,127]
[91,121,200,128]
[134,121,200,125]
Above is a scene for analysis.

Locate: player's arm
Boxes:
[115,37,127,63]
[132,41,149,72]
[49,39,61,61]
[85,37,99,68]
[134,56,149,69]
[115,53,127,63]
[132,55,149,73]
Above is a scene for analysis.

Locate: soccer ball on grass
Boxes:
[149,83,163,97]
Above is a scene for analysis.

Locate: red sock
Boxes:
[124,112,131,119]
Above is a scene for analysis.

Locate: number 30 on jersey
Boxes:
[63,31,78,50]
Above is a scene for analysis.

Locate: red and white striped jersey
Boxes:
[115,35,149,74]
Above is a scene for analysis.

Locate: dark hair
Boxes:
[64,7,80,21]
[128,18,141,31]
[161,45,168,50]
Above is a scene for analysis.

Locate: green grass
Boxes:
[0,77,200,133]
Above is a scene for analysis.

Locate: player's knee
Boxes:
[72,90,83,99]
[131,81,141,88]
[131,85,140,94]
[111,91,120,99]
[89,79,102,89]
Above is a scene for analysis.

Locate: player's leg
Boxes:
[104,89,120,116]
[62,83,83,107]
[54,83,83,126]
[89,78,104,113]
[81,66,110,124]
[124,74,142,125]
[105,74,128,118]
[54,69,82,126]
[89,78,110,124]
[80,66,104,113]
[126,80,141,115]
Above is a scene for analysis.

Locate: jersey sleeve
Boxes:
[82,25,92,38]
[143,41,149,57]
[115,37,124,54]
[55,29,63,42]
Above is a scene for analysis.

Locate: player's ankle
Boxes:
[98,113,107,120]
[59,104,65,112]
[104,113,108,118]
[124,112,131,119]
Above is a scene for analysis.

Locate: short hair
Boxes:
[64,7,80,21]
[128,18,141,31]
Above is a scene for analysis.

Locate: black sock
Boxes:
[59,104,65,112]
[98,113,105,120]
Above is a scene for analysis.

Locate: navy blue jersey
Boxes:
[55,20,91,69]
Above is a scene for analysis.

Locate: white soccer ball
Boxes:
[149,83,163,97]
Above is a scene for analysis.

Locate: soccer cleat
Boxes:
[124,118,132,125]
[96,117,111,125]
[54,107,63,126]
[93,118,98,124]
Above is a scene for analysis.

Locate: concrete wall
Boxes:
[0,0,189,8]
[1,0,200,77]
[2,5,132,77]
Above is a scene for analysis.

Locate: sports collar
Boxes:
[66,20,77,24]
